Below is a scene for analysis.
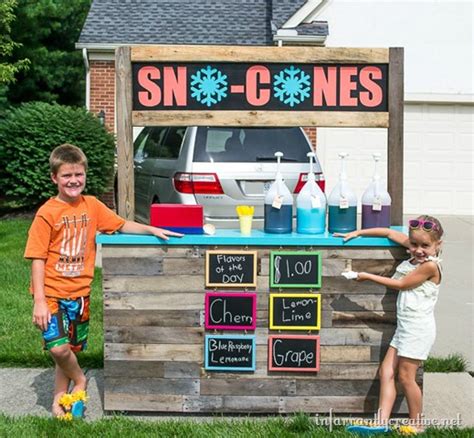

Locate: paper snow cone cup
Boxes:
[239,215,253,235]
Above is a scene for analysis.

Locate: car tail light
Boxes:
[294,173,326,194]
[173,172,224,195]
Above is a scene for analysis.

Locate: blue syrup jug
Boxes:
[264,152,293,234]
[296,152,327,234]
[328,152,357,233]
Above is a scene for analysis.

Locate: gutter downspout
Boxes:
[82,48,90,110]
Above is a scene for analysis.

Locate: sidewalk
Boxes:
[0,368,472,426]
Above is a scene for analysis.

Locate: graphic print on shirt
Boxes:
[55,214,89,277]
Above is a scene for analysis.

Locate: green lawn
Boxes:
[0,218,103,368]
[0,414,472,437]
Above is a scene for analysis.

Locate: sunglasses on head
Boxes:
[409,219,439,232]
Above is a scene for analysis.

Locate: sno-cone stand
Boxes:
[100,45,412,414]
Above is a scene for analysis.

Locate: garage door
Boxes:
[316,103,473,216]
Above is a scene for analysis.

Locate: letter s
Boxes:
[359,66,383,107]
[137,66,161,107]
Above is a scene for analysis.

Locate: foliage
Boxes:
[6,0,91,107]
[0,0,29,84]
[0,414,472,437]
[0,102,115,208]
[424,354,468,373]
[0,218,104,368]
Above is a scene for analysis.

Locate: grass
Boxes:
[424,354,468,373]
[0,218,103,368]
[0,414,472,437]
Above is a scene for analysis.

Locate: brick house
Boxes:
[76,0,329,206]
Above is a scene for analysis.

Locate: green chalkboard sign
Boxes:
[270,251,322,288]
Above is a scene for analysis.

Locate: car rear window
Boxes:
[193,127,311,163]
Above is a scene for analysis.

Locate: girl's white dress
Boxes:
[390,258,441,360]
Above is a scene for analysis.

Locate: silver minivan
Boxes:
[133,126,325,224]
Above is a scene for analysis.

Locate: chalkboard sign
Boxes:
[205,335,256,371]
[268,335,320,372]
[270,251,321,288]
[205,292,256,330]
[269,293,321,330]
[206,250,257,288]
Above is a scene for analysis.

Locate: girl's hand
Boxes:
[356,272,369,282]
[33,299,51,332]
[333,230,359,241]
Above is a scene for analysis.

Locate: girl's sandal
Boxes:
[346,421,391,435]
[397,425,421,435]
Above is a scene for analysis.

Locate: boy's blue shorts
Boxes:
[41,296,90,352]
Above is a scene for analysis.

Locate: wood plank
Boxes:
[102,257,163,276]
[351,259,399,276]
[131,45,390,63]
[200,379,296,397]
[105,360,201,378]
[322,293,396,311]
[105,326,205,344]
[105,392,183,412]
[104,291,204,310]
[115,46,134,220]
[105,343,202,362]
[103,275,205,293]
[162,258,204,275]
[282,395,408,414]
[104,309,202,327]
[318,327,395,346]
[320,346,371,362]
[133,110,389,129]
[102,245,205,259]
[332,311,396,327]
[106,377,199,395]
[388,47,404,225]
[203,362,381,380]
[324,248,407,260]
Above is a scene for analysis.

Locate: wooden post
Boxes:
[115,46,134,220]
[387,48,404,225]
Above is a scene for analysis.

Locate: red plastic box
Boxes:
[150,204,204,234]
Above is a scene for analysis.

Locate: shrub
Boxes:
[0,102,115,207]
[424,353,468,372]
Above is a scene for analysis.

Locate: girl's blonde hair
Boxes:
[49,144,88,175]
[414,215,444,241]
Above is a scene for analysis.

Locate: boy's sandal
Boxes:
[58,390,88,419]
[71,400,85,418]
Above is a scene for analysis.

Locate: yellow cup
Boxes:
[239,215,253,235]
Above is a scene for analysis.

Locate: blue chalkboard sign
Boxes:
[204,334,256,372]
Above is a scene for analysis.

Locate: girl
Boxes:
[336,215,443,434]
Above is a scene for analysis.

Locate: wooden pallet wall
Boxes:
[102,244,418,413]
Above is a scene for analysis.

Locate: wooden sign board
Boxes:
[206,250,257,288]
[205,334,256,372]
[270,251,322,289]
[269,293,321,330]
[268,335,320,372]
[205,292,257,330]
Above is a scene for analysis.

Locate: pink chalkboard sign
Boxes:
[205,292,257,330]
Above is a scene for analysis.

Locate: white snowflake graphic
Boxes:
[190,65,228,107]
[273,66,311,107]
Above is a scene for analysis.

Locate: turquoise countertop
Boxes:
[96,227,405,247]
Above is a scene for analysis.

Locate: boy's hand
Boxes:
[333,231,359,241]
[33,299,51,332]
[150,227,184,240]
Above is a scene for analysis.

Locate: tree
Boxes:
[6,0,91,107]
[0,0,29,115]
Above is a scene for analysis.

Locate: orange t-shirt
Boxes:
[24,195,126,299]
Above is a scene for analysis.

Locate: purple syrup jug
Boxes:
[361,153,391,229]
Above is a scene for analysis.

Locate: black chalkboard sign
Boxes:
[205,335,256,371]
[268,335,320,372]
[270,293,321,330]
[270,251,321,288]
[206,250,257,288]
[205,292,256,330]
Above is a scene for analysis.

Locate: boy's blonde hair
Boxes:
[49,144,88,175]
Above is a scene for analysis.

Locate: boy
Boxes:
[24,144,182,417]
